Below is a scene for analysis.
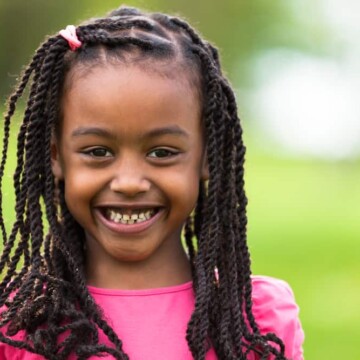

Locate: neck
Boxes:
[85,235,192,290]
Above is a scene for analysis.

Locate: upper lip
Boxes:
[95,203,164,209]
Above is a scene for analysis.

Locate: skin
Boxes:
[51,63,208,290]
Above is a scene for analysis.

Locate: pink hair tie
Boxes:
[214,267,219,286]
[59,25,82,51]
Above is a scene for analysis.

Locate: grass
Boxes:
[245,142,360,359]
[1,110,359,358]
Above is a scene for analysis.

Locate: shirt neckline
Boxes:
[87,280,193,296]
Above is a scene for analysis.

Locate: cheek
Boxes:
[164,170,200,214]
[63,169,104,215]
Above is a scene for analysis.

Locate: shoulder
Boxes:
[251,275,305,360]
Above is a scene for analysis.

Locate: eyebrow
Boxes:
[145,125,190,139]
[71,127,113,138]
[71,125,190,139]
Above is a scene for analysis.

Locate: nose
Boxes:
[109,158,151,197]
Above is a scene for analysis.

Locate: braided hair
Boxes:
[0,6,287,360]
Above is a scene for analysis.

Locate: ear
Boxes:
[51,138,64,180]
[201,148,209,181]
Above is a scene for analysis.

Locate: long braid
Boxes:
[0,41,61,308]
[208,71,239,359]
[0,6,287,359]
[216,77,255,348]
[0,38,56,245]
[185,47,226,360]
[0,44,49,273]
[212,74,250,353]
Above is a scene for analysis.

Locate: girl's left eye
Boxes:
[147,148,177,158]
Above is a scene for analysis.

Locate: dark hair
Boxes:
[0,6,286,360]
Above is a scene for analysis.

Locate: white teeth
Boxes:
[106,209,156,224]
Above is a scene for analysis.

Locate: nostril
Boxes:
[109,176,151,194]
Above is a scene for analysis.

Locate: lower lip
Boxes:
[95,209,164,235]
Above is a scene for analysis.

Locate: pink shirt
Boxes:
[0,276,304,359]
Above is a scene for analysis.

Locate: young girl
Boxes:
[0,6,304,360]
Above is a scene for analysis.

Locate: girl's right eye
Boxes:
[82,147,113,158]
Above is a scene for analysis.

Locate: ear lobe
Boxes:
[51,140,64,180]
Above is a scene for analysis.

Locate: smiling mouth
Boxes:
[102,208,160,225]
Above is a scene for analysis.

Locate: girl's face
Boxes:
[52,63,208,271]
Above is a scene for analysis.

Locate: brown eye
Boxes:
[148,148,177,158]
[84,147,112,158]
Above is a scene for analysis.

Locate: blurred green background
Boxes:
[1,0,359,358]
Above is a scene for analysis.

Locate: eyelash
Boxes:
[82,147,113,158]
[147,148,179,159]
[81,147,179,160]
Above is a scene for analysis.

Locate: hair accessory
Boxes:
[214,267,219,286]
[59,25,82,51]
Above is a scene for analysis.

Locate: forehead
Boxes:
[60,63,202,139]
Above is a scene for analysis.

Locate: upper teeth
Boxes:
[106,209,155,224]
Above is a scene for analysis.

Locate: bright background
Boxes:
[1,1,359,358]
